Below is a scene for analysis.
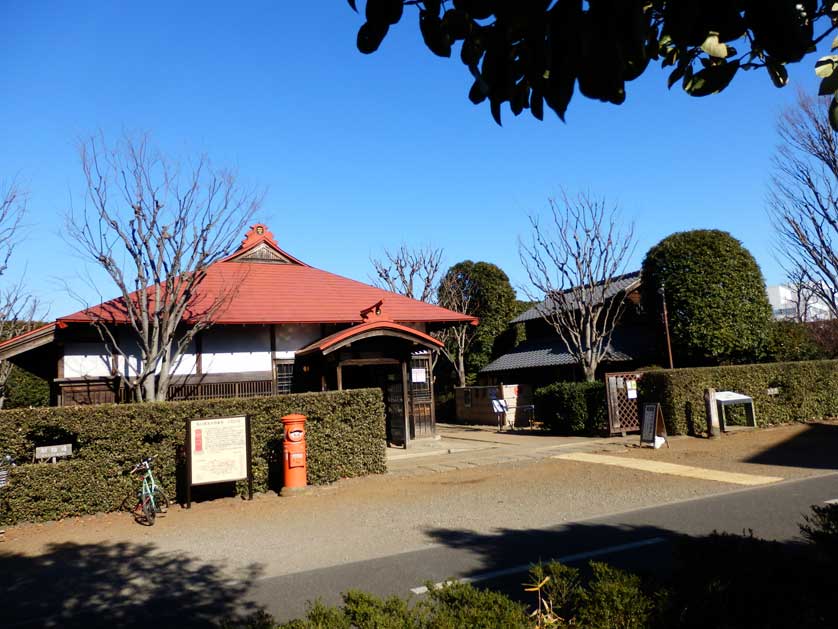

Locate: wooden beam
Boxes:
[338,357,400,367]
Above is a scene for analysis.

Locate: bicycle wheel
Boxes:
[142,495,156,525]
[152,486,169,514]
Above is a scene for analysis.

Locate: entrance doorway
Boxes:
[341,361,409,446]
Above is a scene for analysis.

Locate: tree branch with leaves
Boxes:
[520,192,636,382]
[348,1,838,128]
[66,134,261,402]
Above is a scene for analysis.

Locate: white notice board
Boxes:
[188,416,249,485]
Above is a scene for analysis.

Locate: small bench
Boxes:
[715,391,756,431]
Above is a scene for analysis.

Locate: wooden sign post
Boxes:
[185,415,253,508]
[640,403,668,448]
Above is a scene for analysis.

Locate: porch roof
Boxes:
[297,320,443,357]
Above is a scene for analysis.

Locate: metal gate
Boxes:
[605,371,645,435]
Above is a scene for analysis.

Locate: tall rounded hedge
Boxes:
[641,230,774,366]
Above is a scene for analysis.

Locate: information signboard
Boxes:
[640,403,668,448]
[185,415,252,507]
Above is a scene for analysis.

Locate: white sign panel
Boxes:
[189,416,248,485]
[411,368,427,383]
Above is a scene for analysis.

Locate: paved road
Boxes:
[250,471,838,623]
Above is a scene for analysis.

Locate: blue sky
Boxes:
[0,1,825,317]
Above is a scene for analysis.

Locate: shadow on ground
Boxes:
[425,521,680,589]
[746,422,838,470]
[422,520,829,628]
[0,541,264,628]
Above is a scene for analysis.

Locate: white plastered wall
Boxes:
[62,342,113,378]
[201,326,272,373]
[62,323,325,379]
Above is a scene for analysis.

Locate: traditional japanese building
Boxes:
[0,225,476,445]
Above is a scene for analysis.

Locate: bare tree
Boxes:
[519,192,636,382]
[770,91,838,320]
[0,181,41,407]
[66,134,260,402]
[435,266,477,387]
[370,244,443,303]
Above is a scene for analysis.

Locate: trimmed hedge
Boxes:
[533,381,607,435]
[0,389,385,525]
[641,360,838,435]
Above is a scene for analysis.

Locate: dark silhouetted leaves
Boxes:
[423,0,441,18]
[829,96,838,132]
[420,10,452,57]
[468,78,488,104]
[745,0,815,64]
[366,0,403,26]
[442,9,470,41]
[357,21,389,54]
[530,88,544,120]
[454,0,495,21]
[683,60,739,96]
[346,0,834,124]
[767,60,789,88]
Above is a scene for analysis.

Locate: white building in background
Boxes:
[766,284,832,321]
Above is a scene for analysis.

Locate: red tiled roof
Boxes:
[57,225,478,327]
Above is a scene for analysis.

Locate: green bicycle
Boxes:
[130,455,169,525]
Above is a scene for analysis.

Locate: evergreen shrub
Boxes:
[641,359,838,435]
[0,388,385,525]
[534,381,607,435]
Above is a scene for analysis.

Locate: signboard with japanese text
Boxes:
[186,415,253,507]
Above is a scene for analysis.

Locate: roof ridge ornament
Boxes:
[240,224,277,249]
[360,299,388,321]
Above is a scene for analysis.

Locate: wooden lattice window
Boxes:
[275,360,294,394]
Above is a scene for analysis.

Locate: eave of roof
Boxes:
[297,320,443,356]
[0,323,57,360]
[514,271,641,323]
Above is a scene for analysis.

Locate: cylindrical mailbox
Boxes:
[281,413,307,492]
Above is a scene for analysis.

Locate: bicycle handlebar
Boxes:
[130,455,156,474]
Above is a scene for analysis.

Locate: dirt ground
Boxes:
[2,420,837,568]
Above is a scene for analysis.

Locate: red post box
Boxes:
[281,413,307,493]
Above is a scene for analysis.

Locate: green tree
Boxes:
[3,365,50,408]
[347,2,838,128]
[641,230,774,366]
[437,260,517,385]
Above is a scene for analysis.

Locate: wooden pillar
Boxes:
[269,326,276,394]
[401,357,410,449]
[195,331,203,376]
[337,363,343,391]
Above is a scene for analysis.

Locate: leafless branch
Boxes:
[519,191,636,381]
[370,243,443,303]
[0,180,26,278]
[435,266,477,387]
[770,90,838,321]
[0,181,41,406]
[65,133,261,402]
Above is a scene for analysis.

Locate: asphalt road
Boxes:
[251,471,838,623]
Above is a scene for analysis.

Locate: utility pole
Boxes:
[659,285,674,369]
